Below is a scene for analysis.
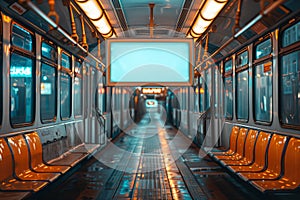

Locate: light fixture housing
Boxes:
[189,0,227,38]
[75,0,115,38]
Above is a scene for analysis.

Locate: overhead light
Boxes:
[75,0,115,38]
[189,0,227,38]
[92,15,111,35]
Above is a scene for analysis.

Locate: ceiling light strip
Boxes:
[190,0,228,37]
[75,0,115,38]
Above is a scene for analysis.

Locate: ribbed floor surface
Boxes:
[33,113,299,200]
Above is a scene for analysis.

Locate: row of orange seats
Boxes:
[0,132,70,192]
[209,126,300,192]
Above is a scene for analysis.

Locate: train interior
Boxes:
[0,0,300,199]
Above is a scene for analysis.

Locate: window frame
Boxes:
[40,39,58,123]
[235,49,249,122]
[9,22,35,128]
[252,34,273,125]
[0,13,2,127]
[60,51,72,120]
[278,19,300,130]
[74,59,83,118]
[223,57,233,120]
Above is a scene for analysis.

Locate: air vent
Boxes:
[176,0,193,32]
[112,0,128,31]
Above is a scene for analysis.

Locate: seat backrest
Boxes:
[253,132,271,167]
[7,135,30,176]
[266,134,288,175]
[235,128,248,156]
[229,126,240,152]
[244,129,259,161]
[283,137,300,183]
[0,138,13,181]
[25,132,43,168]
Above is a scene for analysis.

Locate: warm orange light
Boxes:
[142,88,162,94]
[201,0,227,20]
[189,0,227,38]
[76,0,103,20]
[93,15,112,35]
[200,88,204,94]
[75,0,115,38]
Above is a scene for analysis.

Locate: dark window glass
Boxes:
[11,24,32,51]
[224,59,232,73]
[236,51,248,68]
[60,53,71,119]
[224,77,233,119]
[41,63,56,122]
[282,22,300,47]
[236,70,249,120]
[280,51,300,126]
[10,53,34,124]
[255,38,272,59]
[199,77,205,112]
[74,61,82,116]
[61,53,71,70]
[41,42,57,61]
[205,69,211,110]
[0,15,2,125]
[254,61,273,123]
[60,72,71,119]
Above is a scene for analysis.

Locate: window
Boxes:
[255,38,272,59]
[41,63,56,122]
[40,41,57,123]
[74,60,82,117]
[254,61,273,123]
[205,68,211,110]
[236,51,248,68]
[41,42,57,61]
[10,24,34,126]
[279,51,300,127]
[0,15,2,125]
[236,71,248,120]
[11,24,32,51]
[224,77,233,119]
[224,59,233,119]
[60,53,72,119]
[236,51,249,121]
[199,76,205,112]
[224,59,233,73]
[282,21,300,47]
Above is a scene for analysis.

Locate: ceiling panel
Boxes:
[119,0,185,30]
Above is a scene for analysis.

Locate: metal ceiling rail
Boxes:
[194,0,287,70]
[24,0,106,72]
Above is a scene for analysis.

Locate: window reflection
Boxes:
[224,77,233,119]
[10,53,34,124]
[41,63,56,122]
[255,39,272,59]
[236,70,248,120]
[280,51,300,126]
[254,62,273,123]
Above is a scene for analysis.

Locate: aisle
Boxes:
[34,112,294,200]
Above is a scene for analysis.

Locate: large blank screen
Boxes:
[106,39,193,86]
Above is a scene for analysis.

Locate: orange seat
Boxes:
[0,138,47,192]
[222,130,258,166]
[7,135,60,182]
[212,126,239,156]
[238,134,288,181]
[251,137,300,192]
[228,132,271,173]
[215,128,248,160]
[25,132,70,174]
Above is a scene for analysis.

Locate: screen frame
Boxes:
[106,38,194,86]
